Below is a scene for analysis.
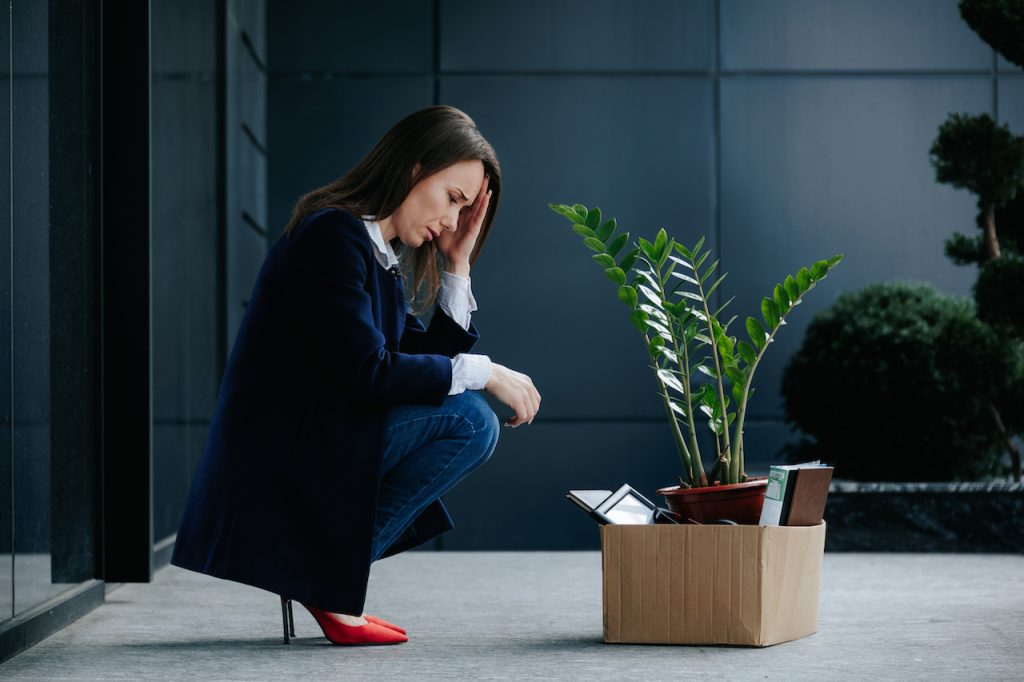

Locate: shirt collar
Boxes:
[360,215,400,270]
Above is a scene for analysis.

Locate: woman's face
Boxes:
[386,159,485,248]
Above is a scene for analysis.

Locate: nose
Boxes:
[440,207,459,231]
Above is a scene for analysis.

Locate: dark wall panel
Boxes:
[267,0,432,73]
[719,76,990,417]
[1000,76,1024,126]
[441,75,714,420]
[721,0,991,71]
[267,77,433,235]
[151,0,223,544]
[441,0,712,72]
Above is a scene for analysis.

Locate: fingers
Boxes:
[506,376,541,428]
[471,175,491,227]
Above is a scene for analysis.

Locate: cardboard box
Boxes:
[601,521,826,646]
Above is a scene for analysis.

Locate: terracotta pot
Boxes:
[656,477,769,525]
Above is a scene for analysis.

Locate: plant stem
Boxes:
[658,264,706,487]
[676,333,707,486]
[988,400,1022,481]
[657,369,695,483]
[693,263,734,483]
[983,203,1001,262]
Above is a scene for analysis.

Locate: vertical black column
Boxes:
[100,0,153,583]
[49,0,102,583]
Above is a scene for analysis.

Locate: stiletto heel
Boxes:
[280,595,295,644]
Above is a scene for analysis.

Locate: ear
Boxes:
[411,162,421,181]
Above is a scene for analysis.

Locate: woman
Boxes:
[170,105,541,646]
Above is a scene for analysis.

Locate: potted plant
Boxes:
[549,202,843,523]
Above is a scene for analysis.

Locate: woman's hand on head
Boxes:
[484,362,541,428]
[436,173,491,267]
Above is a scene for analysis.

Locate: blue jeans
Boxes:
[371,390,500,561]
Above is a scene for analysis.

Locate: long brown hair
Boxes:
[279,105,502,316]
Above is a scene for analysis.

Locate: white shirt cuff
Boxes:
[448,353,492,395]
[438,270,477,332]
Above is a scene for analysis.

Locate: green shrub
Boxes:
[780,281,1019,481]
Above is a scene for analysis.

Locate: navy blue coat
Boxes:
[170,207,481,615]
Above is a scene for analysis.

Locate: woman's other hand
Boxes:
[484,362,541,428]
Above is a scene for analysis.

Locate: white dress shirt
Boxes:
[360,216,492,395]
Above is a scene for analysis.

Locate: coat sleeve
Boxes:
[277,211,453,408]
[399,305,481,358]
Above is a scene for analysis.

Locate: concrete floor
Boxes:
[0,551,1022,681]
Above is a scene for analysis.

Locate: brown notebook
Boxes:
[781,466,834,526]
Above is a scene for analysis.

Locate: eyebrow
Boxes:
[452,186,470,203]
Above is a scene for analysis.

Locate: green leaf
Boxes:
[657,369,686,395]
[657,345,679,364]
[773,283,790,311]
[746,316,766,350]
[696,364,717,379]
[692,236,706,256]
[572,223,596,238]
[717,334,735,358]
[796,267,811,291]
[639,303,669,321]
[676,290,703,302]
[828,253,844,267]
[810,260,828,280]
[737,340,756,366]
[669,399,687,418]
[618,247,640,271]
[674,242,692,258]
[705,271,728,297]
[605,231,627,257]
[629,308,648,332]
[596,218,616,242]
[572,204,588,219]
[617,285,638,308]
[585,206,602,229]
[714,295,736,318]
[583,237,605,253]
[605,267,626,285]
[653,229,668,261]
[644,318,672,336]
[761,297,779,330]
[724,363,744,386]
[638,284,664,308]
[638,237,657,261]
[784,275,800,301]
[549,203,581,222]
[700,259,720,285]
[635,269,660,289]
[592,253,616,268]
[731,382,744,405]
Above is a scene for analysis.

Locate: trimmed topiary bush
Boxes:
[780,281,1021,482]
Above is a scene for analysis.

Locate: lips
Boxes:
[426,227,440,240]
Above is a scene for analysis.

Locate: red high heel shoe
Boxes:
[279,596,407,645]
